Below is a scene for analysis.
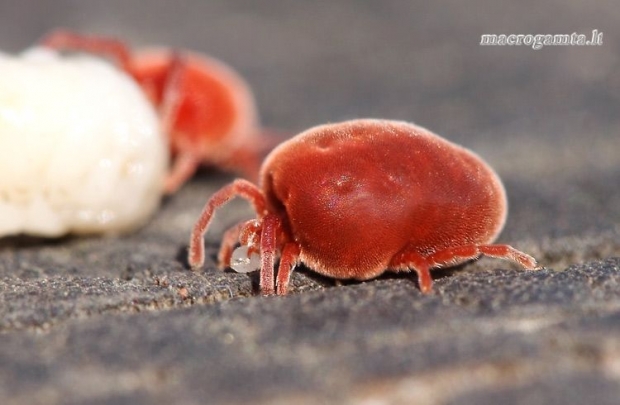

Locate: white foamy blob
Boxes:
[0,47,167,237]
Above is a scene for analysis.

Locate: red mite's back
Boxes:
[128,50,258,156]
[261,119,507,280]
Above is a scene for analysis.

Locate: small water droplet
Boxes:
[230,245,260,273]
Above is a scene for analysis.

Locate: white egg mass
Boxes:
[0,47,168,237]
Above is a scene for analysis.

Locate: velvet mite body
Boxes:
[189,119,539,295]
[42,29,268,194]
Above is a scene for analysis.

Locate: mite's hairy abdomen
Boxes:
[262,119,506,278]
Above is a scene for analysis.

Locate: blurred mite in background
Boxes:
[42,29,279,194]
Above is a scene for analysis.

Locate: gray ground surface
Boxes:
[1,1,619,404]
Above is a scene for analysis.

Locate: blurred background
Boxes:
[2,1,617,134]
[1,0,618,237]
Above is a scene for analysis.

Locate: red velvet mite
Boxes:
[189,119,539,295]
[41,29,268,194]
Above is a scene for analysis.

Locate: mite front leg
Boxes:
[217,220,247,269]
[159,53,204,194]
[217,219,262,269]
[259,214,282,295]
[188,179,267,270]
[276,243,301,295]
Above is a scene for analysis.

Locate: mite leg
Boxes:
[163,152,201,194]
[259,214,282,296]
[159,53,185,136]
[158,53,205,194]
[426,244,540,271]
[40,29,132,71]
[276,243,301,295]
[239,220,263,257]
[189,179,266,270]
[217,220,249,269]
[477,245,539,269]
[388,250,434,293]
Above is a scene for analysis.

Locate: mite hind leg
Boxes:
[389,244,540,293]
[388,250,434,293]
[425,244,540,271]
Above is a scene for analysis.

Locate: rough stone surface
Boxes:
[1,1,619,404]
